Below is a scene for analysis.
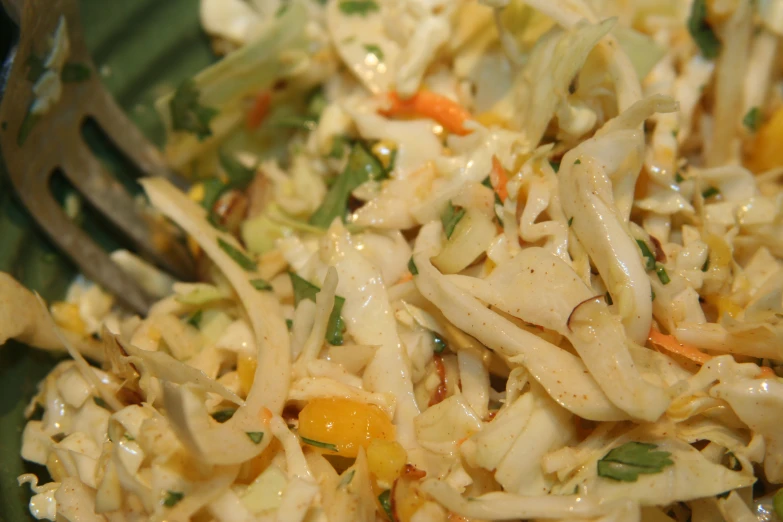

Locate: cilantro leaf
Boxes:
[186,309,203,328]
[217,238,257,271]
[636,240,656,271]
[688,0,721,59]
[339,0,379,16]
[218,150,256,188]
[441,201,466,239]
[702,186,720,199]
[246,431,264,444]
[743,107,760,132]
[250,278,273,291]
[163,491,184,508]
[93,396,110,410]
[169,79,218,140]
[378,490,394,521]
[655,264,670,285]
[309,142,386,228]
[363,44,384,61]
[549,160,560,173]
[289,273,347,345]
[597,441,674,482]
[408,257,418,276]
[211,409,236,423]
[301,436,338,452]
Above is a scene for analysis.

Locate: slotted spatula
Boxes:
[0,0,195,314]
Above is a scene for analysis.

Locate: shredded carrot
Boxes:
[757,366,776,379]
[648,327,713,365]
[490,155,509,201]
[379,90,472,136]
[246,91,271,130]
[397,272,414,284]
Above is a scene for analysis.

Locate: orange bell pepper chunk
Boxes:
[380,90,472,136]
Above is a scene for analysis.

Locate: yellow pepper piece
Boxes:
[475,111,509,129]
[188,182,205,203]
[298,398,395,458]
[367,439,406,486]
[50,302,86,336]
[747,107,783,173]
[237,355,257,397]
[371,140,398,170]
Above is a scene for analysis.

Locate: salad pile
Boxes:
[2,0,783,521]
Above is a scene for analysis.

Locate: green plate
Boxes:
[0,2,214,520]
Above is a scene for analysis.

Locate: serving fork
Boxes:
[0,0,195,314]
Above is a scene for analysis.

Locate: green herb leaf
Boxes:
[250,278,273,291]
[200,178,228,212]
[217,238,257,271]
[605,292,613,305]
[481,176,492,189]
[339,469,356,488]
[123,432,135,441]
[93,396,110,410]
[218,150,256,188]
[597,442,674,482]
[655,264,671,285]
[246,432,264,444]
[574,159,582,165]
[651,289,656,301]
[17,109,41,146]
[301,436,339,452]
[186,309,203,328]
[60,63,91,83]
[169,79,218,140]
[290,273,321,306]
[163,491,184,508]
[549,161,560,173]
[408,257,418,276]
[675,172,684,183]
[378,490,394,521]
[286,319,294,330]
[702,186,720,199]
[743,107,761,132]
[702,256,710,272]
[433,333,447,354]
[568,217,574,227]
[329,136,350,159]
[688,0,721,59]
[309,142,387,228]
[211,409,236,423]
[773,488,783,520]
[339,0,379,16]
[441,201,466,240]
[636,240,656,271]
[326,296,346,346]
[364,44,384,61]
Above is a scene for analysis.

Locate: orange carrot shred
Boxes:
[379,90,472,136]
[648,327,713,365]
[246,91,271,130]
[490,156,509,201]
[397,272,414,284]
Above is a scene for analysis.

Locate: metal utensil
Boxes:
[0,0,194,314]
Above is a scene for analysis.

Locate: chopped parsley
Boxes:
[702,186,720,199]
[211,409,236,423]
[675,171,684,183]
[309,142,387,228]
[286,319,294,330]
[378,490,394,521]
[364,44,384,61]
[574,159,582,165]
[441,201,466,239]
[743,107,761,132]
[338,0,379,16]
[597,441,674,482]
[568,217,574,227]
[186,309,203,328]
[651,289,656,301]
[163,491,184,508]
[301,437,339,452]
[250,278,273,291]
[289,273,347,345]
[60,63,91,83]
[687,0,721,59]
[408,257,418,276]
[549,160,561,173]
[218,150,256,188]
[217,238,257,271]
[169,79,218,140]
[433,333,447,354]
[655,264,671,285]
[246,432,264,444]
[636,240,657,271]
[93,396,110,410]
[329,136,350,159]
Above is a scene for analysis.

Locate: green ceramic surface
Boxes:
[0,2,215,519]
